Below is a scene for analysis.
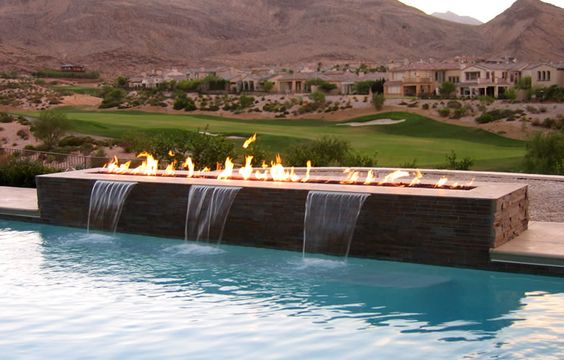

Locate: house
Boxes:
[458,63,526,97]
[60,64,86,72]
[523,63,564,88]
[384,63,461,97]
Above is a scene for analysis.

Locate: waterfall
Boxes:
[185,185,241,243]
[87,181,137,233]
[303,191,369,259]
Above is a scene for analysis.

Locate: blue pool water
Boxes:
[0,220,563,359]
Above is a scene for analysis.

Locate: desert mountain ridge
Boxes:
[0,0,562,75]
[431,11,483,26]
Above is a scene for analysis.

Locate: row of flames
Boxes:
[104,134,472,188]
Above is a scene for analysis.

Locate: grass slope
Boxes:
[25,109,526,170]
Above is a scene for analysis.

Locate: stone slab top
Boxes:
[0,186,39,216]
[38,168,527,200]
[492,222,564,260]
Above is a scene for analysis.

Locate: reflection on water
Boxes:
[0,220,563,359]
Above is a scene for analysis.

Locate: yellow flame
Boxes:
[217,157,234,180]
[168,150,175,157]
[408,170,423,187]
[379,170,409,184]
[201,167,211,173]
[242,133,257,149]
[364,169,376,184]
[163,160,177,176]
[270,154,290,182]
[467,178,475,187]
[182,157,195,178]
[239,155,254,180]
[341,168,360,184]
[289,167,300,182]
[134,152,159,176]
[104,156,131,174]
[302,160,312,183]
[435,176,448,188]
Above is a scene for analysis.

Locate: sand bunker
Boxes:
[337,119,406,127]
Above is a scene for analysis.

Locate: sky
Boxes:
[397,0,564,23]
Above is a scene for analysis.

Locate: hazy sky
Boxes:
[397,0,564,22]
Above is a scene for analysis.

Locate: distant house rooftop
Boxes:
[60,64,86,72]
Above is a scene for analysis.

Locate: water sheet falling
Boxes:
[303,191,369,259]
[185,185,241,243]
[87,181,137,233]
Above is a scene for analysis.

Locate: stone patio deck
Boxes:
[491,222,564,268]
[0,186,39,218]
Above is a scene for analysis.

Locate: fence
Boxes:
[0,147,111,171]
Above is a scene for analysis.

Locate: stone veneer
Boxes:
[36,169,528,269]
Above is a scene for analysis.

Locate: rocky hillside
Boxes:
[0,0,562,74]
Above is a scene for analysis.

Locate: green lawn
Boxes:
[24,108,526,171]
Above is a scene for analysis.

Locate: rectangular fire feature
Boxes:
[36,169,528,269]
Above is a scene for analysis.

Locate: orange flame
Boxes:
[242,133,257,149]
[239,155,254,180]
[408,170,423,187]
[364,169,376,185]
[270,155,290,182]
[182,157,195,178]
[435,176,448,188]
[163,160,177,176]
[217,157,234,180]
[379,170,409,184]
[341,168,360,184]
[104,156,131,174]
[168,150,175,157]
[134,152,159,176]
[301,160,312,183]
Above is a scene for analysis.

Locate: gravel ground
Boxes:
[311,168,564,223]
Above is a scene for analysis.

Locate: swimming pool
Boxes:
[0,220,562,359]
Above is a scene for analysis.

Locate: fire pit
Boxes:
[36,165,528,270]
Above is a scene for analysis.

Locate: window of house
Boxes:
[548,71,551,81]
[538,71,542,81]
[465,72,480,81]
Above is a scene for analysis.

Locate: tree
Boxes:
[439,81,456,98]
[30,110,71,150]
[372,93,385,111]
[115,76,129,89]
[305,78,337,93]
[99,86,126,108]
[262,80,274,93]
[523,131,564,175]
[309,91,326,106]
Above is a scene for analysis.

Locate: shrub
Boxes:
[173,94,195,111]
[438,108,450,117]
[285,136,376,167]
[32,69,100,79]
[523,131,564,174]
[16,129,29,140]
[0,158,58,188]
[371,93,385,111]
[30,110,71,150]
[446,100,462,109]
[450,107,468,119]
[444,150,474,170]
[478,96,495,106]
[309,91,326,107]
[0,112,15,123]
[526,105,539,114]
[422,103,429,110]
[475,109,516,124]
[239,95,255,109]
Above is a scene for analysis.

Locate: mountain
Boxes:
[431,11,482,25]
[0,0,562,75]
[480,0,564,61]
